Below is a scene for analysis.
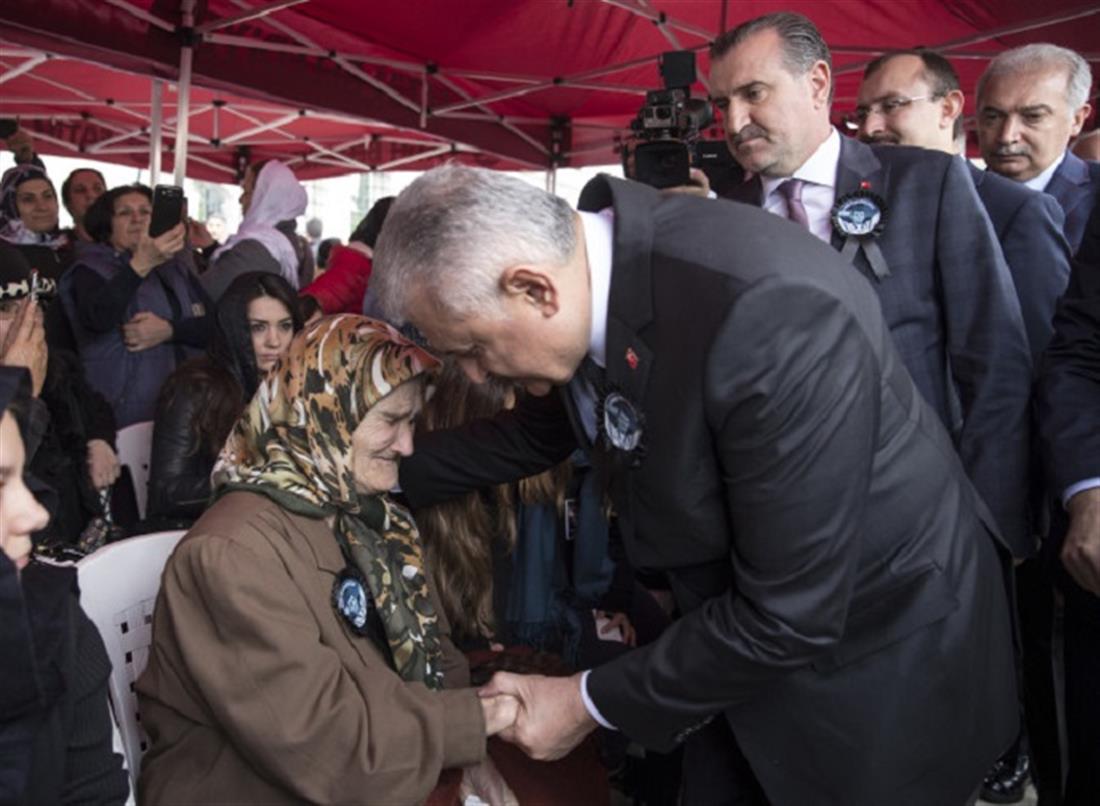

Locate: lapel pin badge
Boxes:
[625,347,640,370]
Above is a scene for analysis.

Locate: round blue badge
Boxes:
[333,570,370,634]
[831,189,888,238]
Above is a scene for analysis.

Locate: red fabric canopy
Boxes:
[1,0,1097,180]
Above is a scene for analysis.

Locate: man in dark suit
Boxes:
[977,43,1099,252]
[372,162,1018,805]
[856,49,1071,806]
[707,13,1033,563]
[1039,204,1100,806]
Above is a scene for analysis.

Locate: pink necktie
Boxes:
[778,178,810,230]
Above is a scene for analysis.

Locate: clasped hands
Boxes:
[477,671,597,761]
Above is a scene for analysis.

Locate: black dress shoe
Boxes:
[981,751,1031,804]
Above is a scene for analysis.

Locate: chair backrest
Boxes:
[115,421,154,520]
[77,530,187,789]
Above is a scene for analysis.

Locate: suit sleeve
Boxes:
[999,191,1072,365]
[587,278,877,749]
[400,390,578,511]
[154,534,485,804]
[1039,206,1100,495]
[936,158,1033,557]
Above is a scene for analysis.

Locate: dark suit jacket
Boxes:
[968,162,1072,365]
[567,176,1017,806]
[1040,202,1100,511]
[1044,150,1100,252]
[724,136,1033,556]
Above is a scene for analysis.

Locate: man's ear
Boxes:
[941,90,965,131]
[500,266,559,316]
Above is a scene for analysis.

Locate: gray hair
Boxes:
[371,164,577,323]
[978,44,1093,116]
[710,12,833,102]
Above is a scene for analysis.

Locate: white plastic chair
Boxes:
[77,530,187,791]
[115,421,154,520]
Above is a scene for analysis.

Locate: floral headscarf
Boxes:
[0,165,66,249]
[213,314,445,688]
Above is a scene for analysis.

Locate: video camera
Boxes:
[627,51,732,189]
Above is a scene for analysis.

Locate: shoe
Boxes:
[981,751,1031,804]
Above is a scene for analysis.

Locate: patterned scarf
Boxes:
[212,315,445,688]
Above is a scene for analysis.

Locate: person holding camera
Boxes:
[59,185,209,427]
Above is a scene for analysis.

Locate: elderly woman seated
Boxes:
[136,316,517,805]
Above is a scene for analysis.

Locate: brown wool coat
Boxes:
[136,491,485,805]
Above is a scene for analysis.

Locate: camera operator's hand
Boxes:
[662,167,712,198]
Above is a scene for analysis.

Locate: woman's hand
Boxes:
[86,439,121,490]
[479,693,519,737]
[130,222,186,277]
[0,298,48,397]
[122,312,173,351]
[459,756,519,806]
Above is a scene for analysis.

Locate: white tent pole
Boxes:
[173,0,196,186]
[545,168,557,195]
[149,79,164,185]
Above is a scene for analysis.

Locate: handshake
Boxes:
[476,671,598,761]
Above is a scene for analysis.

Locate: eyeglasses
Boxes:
[113,206,152,219]
[847,94,941,128]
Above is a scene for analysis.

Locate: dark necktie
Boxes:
[778,178,810,230]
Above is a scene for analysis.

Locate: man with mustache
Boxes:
[710,13,1033,566]
[977,44,1098,252]
[857,49,1072,806]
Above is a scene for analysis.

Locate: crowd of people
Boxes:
[2,10,1099,806]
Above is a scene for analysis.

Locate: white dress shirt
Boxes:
[1024,151,1066,193]
[760,128,842,242]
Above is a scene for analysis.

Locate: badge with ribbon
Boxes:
[596,389,647,468]
[831,187,891,281]
[332,566,373,636]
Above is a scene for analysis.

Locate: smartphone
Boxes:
[28,269,40,302]
[0,118,17,140]
[149,185,186,238]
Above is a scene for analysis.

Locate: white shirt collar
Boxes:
[1024,150,1067,192]
[761,128,841,198]
[578,208,614,368]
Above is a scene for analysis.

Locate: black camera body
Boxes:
[629,51,731,189]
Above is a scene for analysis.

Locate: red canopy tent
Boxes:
[1,0,1098,181]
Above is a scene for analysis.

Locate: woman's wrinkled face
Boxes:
[0,411,49,572]
[15,179,59,234]
[110,192,152,252]
[248,295,295,373]
[350,380,422,495]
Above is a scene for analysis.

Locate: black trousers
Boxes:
[1062,579,1100,806]
[1016,558,1063,800]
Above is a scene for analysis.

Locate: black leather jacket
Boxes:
[147,383,216,522]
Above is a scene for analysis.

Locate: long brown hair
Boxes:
[417,362,569,642]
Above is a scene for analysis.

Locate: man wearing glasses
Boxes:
[708,13,1033,573]
[856,48,1072,806]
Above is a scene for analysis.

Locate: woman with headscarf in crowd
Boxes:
[136,316,517,805]
[0,244,120,549]
[0,366,129,806]
[148,272,302,524]
[300,197,393,318]
[202,160,313,302]
[60,184,210,427]
[0,162,72,281]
